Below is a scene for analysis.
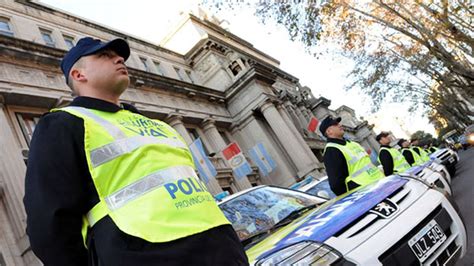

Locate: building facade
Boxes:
[0,0,378,264]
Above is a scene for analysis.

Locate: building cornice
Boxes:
[0,35,226,103]
[129,68,226,103]
[0,34,64,62]
[187,14,280,65]
[225,62,278,101]
[187,37,299,85]
[15,0,183,58]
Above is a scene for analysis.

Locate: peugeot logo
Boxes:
[369,199,398,219]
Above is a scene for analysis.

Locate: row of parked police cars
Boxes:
[215,147,466,265]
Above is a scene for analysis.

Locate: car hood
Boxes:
[429,148,451,161]
[246,175,408,263]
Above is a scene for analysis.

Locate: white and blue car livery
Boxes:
[219,174,466,265]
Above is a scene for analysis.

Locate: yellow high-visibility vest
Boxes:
[53,106,230,244]
[325,141,384,191]
[414,146,431,162]
[378,147,411,174]
[402,148,423,165]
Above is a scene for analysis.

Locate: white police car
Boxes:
[402,164,452,197]
[297,164,452,199]
[430,148,458,176]
[424,161,451,184]
[218,175,467,265]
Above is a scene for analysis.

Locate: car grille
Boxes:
[438,151,451,162]
[430,241,461,266]
[333,186,409,238]
[378,205,458,265]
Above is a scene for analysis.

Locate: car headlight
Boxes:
[256,241,342,265]
[468,134,474,143]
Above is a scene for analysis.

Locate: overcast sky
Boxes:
[39,0,436,137]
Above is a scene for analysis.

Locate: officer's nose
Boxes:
[114,55,125,65]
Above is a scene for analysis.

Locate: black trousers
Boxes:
[88,219,249,266]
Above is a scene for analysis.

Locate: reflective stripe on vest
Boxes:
[53,106,230,244]
[90,135,187,167]
[86,165,199,226]
[351,164,373,178]
[378,147,411,174]
[325,141,384,191]
[63,107,188,167]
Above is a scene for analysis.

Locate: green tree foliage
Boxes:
[411,130,437,146]
[202,0,474,131]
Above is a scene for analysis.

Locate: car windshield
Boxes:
[305,180,336,199]
[219,186,319,241]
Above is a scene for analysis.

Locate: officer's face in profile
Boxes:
[380,135,391,145]
[326,123,344,139]
[76,49,130,96]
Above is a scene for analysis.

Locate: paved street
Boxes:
[452,147,474,265]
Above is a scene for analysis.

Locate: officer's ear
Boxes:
[69,58,87,84]
[70,68,87,83]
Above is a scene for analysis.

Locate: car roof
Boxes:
[218,184,329,205]
[217,185,266,204]
[299,176,328,191]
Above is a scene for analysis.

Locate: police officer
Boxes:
[23,37,248,266]
[398,138,422,166]
[320,116,384,196]
[410,138,431,162]
[376,132,411,176]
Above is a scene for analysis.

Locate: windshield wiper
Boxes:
[242,230,272,249]
[272,203,319,229]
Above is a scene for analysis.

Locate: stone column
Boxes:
[201,118,252,190]
[283,101,304,131]
[294,106,309,130]
[260,101,316,177]
[165,115,223,195]
[299,104,312,120]
[368,134,380,152]
[277,105,322,169]
[165,114,193,145]
[0,100,27,239]
[300,105,320,139]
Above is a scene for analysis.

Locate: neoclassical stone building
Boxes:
[0,0,379,264]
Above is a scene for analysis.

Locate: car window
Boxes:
[305,180,336,199]
[219,187,319,241]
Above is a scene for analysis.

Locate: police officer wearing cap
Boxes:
[398,138,420,166]
[23,37,248,266]
[410,138,431,163]
[376,132,411,176]
[320,116,384,196]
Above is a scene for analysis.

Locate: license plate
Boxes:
[408,220,446,262]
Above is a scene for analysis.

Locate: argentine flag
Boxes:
[189,138,217,183]
[249,143,277,176]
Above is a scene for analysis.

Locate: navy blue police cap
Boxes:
[60,37,130,83]
[376,131,390,142]
[397,138,407,147]
[319,116,342,137]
